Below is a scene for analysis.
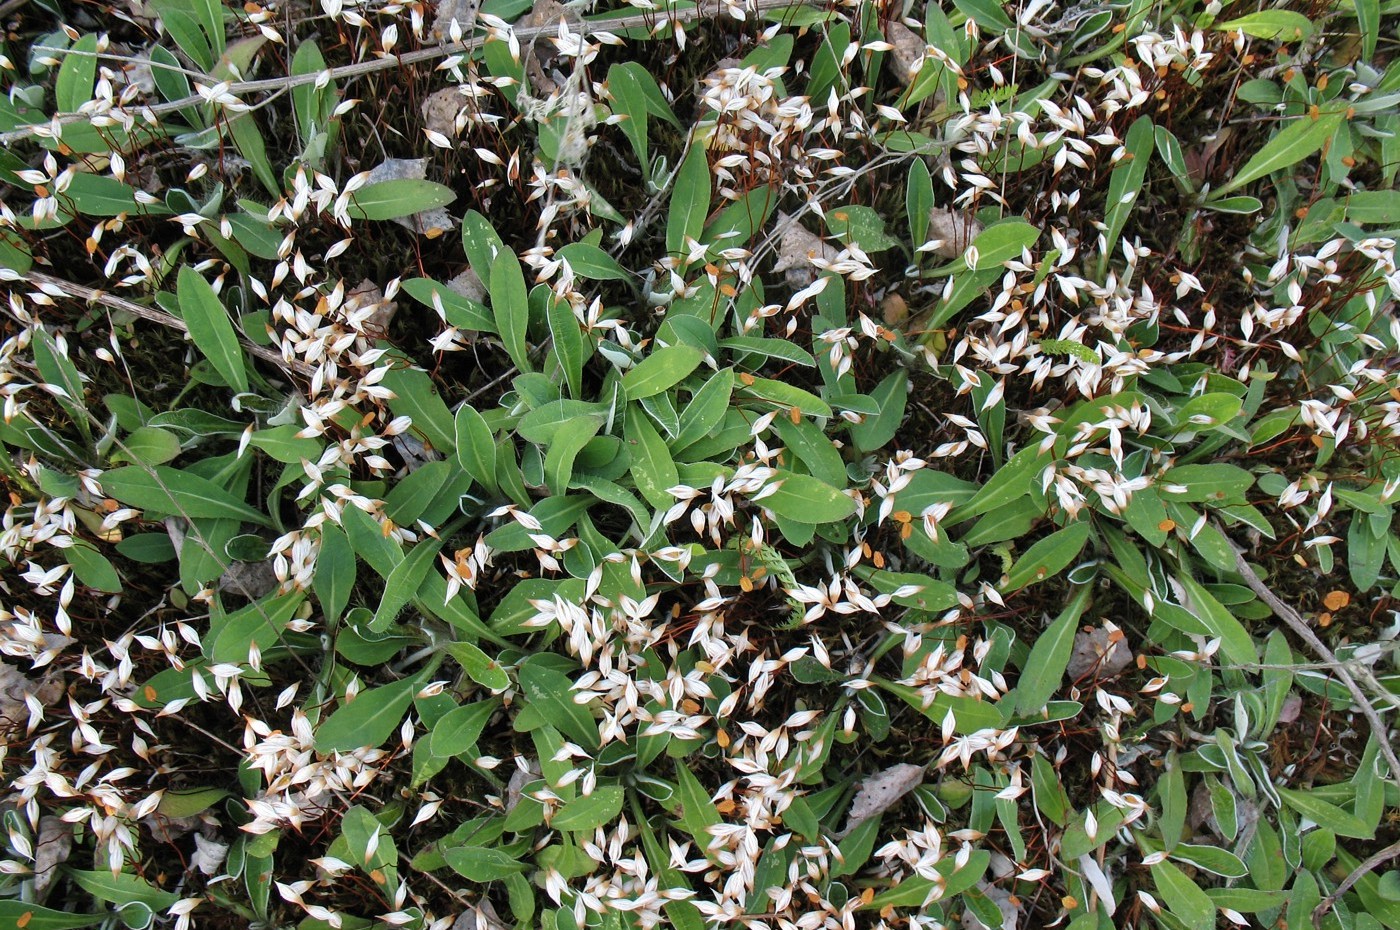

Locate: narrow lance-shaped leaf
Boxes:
[55,34,98,113]
[552,786,625,833]
[490,249,532,373]
[545,415,603,496]
[623,345,704,401]
[608,62,650,170]
[314,522,355,625]
[455,404,498,492]
[348,179,457,221]
[1015,584,1093,716]
[371,536,446,632]
[178,266,249,394]
[101,465,271,526]
[906,157,934,246]
[314,672,424,753]
[1216,108,1346,195]
[1002,521,1093,592]
[668,142,711,260]
[1098,115,1154,274]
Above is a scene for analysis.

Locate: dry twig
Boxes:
[0,0,821,145]
[12,270,314,378]
[1218,525,1400,928]
[1313,838,1400,929]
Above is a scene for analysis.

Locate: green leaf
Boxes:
[545,415,603,496]
[673,762,722,860]
[736,376,832,418]
[1354,0,1379,60]
[347,179,457,221]
[225,110,281,199]
[760,472,856,525]
[1276,786,1374,839]
[157,786,228,819]
[849,370,908,453]
[148,0,223,71]
[674,368,734,452]
[431,700,497,757]
[1003,522,1092,592]
[625,403,680,510]
[386,460,456,525]
[68,870,180,912]
[1151,860,1217,930]
[1348,512,1387,591]
[1216,108,1347,195]
[519,400,609,445]
[624,345,705,401]
[1174,575,1259,666]
[66,541,121,593]
[315,523,355,625]
[0,231,32,275]
[547,296,588,398]
[371,537,444,632]
[455,404,498,492]
[248,425,320,464]
[116,533,177,564]
[291,40,334,145]
[952,0,1013,32]
[879,681,1005,732]
[1345,191,1400,225]
[807,21,851,100]
[557,242,630,281]
[825,205,900,252]
[31,328,89,437]
[1214,10,1314,42]
[1158,463,1254,503]
[178,266,248,394]
[1154,125,1190,182]
[966,219,1039,271]
[101,466,270,526]
[382,363,456,453]
[485,496,593,552]
[0,903,101,930]
[609,62,650,169]
[56,34,98,112]
[703,184,777,253]
[517,657,598,751]
[490,249,532,373]
[63,174,156,217]
[1200,195,1263,214]
[719,336,815,368]
[1170,844,1248,878]
[444,846,529,881]
[552,786,625,832]
[205,591,306,664]
[668,142,710,259]
[1175,393,1243,430]
[446,641,511,691]
[906,158,934,245]
[1031,752,1069,825]
[951,445,1052,523]
[1015,585,1092,715]
[865,849,990,909]
[1205,888,1287,913]
[315,673,422,753]
[772,416,845,487]
[1100,116,1154,267]
[402,278,495,333]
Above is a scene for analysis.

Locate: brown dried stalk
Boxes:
[15,270,313,377]
[1218,524,1400,928]
[0,0,822,146]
